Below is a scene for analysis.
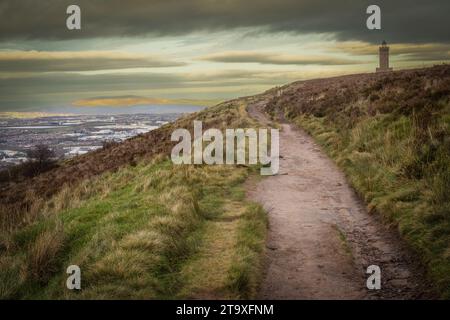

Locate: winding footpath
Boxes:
[247,102,433,299]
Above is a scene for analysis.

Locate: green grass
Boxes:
[0,100,268,299]
[0,158,267,299]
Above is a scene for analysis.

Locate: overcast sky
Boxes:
[0,0,449,111]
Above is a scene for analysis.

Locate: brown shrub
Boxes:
[102,140,119,150]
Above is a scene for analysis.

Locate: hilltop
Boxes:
[0,65,449,299]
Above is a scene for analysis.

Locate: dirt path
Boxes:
[247,102,432,299]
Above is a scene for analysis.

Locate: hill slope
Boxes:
[0,101,267,299]
[0,65,449,298]
[264,65,450,297]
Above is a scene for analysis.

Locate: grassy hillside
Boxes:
[265,65,450,297]
[1,65,448,299]
[0,100,267,299]
[0,100,255,231]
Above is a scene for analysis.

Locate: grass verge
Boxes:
[295,111,450,298]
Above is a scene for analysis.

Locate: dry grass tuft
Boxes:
[22,222,65,284]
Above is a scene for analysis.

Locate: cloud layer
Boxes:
[0,0,449,43]
[0,69,339,110]
[0,51,184,72]
[329,42,450,62]
[200,51,363,65]
[0,1,448,112]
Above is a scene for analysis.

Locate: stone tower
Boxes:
[376,40,393,72]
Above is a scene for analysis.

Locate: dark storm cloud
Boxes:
[0,0,448,44]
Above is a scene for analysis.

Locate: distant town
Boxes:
[0,113,182,169]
